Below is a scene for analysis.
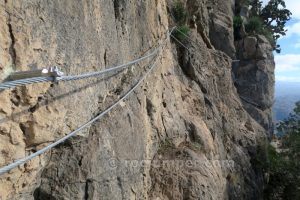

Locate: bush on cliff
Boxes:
[173,25,190,41]
[233,16,244,40]
[171,1,190,42]
[260,0,292,41]
[245,16,264,34]
[172,0,187,25]
[235,0,291,53]
[264,101,300,199]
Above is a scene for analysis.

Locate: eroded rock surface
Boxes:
[234,34,275,136]
[0,0,272,199]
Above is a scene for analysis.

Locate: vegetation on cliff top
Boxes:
[171,1,190,41]
[234,0,292,53]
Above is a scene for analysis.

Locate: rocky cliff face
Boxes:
[0,0,273,199]
[230,0,275,137]
[233,35,275,136]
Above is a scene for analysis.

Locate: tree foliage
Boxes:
[235,0,292,53]
[260,0,292,40]
[252,0,291,51]
[277,101,300,135]
[264,101,300,199]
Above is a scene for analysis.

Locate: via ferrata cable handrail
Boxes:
[172,27,240,62]
[0,28,174,175]
[170,34,191,52]
[0,77,54,90]
[0,31,168,91]
[56,47,159,82]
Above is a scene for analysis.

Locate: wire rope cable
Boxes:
[0,30,170,91]
[0,28,174,175]
[0,77,53,90]
[172,27,236,61]
[170,34,191,52]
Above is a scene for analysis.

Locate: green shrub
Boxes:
[173,25,190,41]
[264,142,300,200]
[235,15,278,51]
[233,16,243,40]
[245,16,263,34]
[264,101,300,199]
[250,144,268,171]
[233,16,243,29]
[248,0,292,53]
[172,0,187,25]
[170,1,190,43]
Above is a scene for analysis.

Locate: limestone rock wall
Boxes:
[233,34,275,136]
[208,0,236,58]
[0,0,271,199]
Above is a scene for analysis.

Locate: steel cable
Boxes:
[0,30,170,91]
[0,28,174,175]
[172,27,240,62]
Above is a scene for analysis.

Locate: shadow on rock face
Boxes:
[34,188,56,200]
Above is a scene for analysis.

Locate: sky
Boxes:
[262,0,300,82]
